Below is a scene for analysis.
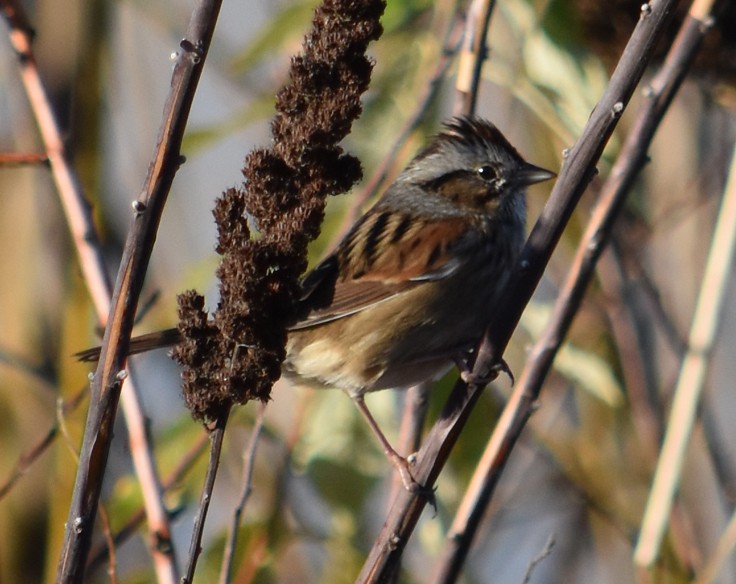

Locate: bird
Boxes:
[77,116,555,490]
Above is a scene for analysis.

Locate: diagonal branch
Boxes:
[87,432,210,573]
[357,1,679,581]
[0,387,86,500]
[183,408,230,583]
[432,0,719,579]
[175,0,387,577]
[219,403,267,584]
[634,49,736,580]
[55,1,224,581]
[0,1,183,582]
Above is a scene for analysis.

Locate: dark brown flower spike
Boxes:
[173,0,386,423]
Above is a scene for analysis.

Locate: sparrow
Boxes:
[77,116,555,490]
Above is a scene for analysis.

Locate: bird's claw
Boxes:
[390,452,437,510]
[457,357,515,387]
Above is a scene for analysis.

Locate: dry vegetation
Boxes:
[0,0,735,583]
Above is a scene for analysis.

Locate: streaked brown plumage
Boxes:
[283,117,553,395]
[77,116,555,489]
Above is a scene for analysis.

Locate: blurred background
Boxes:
[1,0,735,582]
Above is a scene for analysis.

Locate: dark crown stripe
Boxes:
[422,168,475,191]
[443,116,522,159]
[413,115,524,166]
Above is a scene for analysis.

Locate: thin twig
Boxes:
[183,408,231,584]
[54,1,224,580]
[0,1,180,581]
[0,0,111,309]
[634,88,736,571]
[384,0,485,517]
[96,504,118,584]
[56,397,81,464]
[357,1,678,580]
[521,535,556,584]
[0,424,59,499]
[243,389,310,578]
[454,0,496,116]
[596,246,662,456]
[0,387,86,500]
[87,431,210,573]
[696,504,736,584]
[219,403,267,584]
[613,229,689,356]
[0,151,48,165]
[0,346,56,393]
[431,2,717,579]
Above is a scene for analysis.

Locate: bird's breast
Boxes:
[283,228,519,395]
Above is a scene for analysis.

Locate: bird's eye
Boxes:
[477,165,497,180]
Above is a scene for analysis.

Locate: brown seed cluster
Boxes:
[172,0,386,423]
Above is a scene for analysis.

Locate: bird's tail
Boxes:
[75,327,182,362]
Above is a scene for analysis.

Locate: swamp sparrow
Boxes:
[78,116,555,489]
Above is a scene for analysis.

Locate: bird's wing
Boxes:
[290,208,478,330]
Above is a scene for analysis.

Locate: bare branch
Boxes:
[432,1,719,580]
[87,432,210,573]
[522,535,556,584]
[0,151,48,165]
[0,388,86,500]
[357,1,680,580]
[635,71,736,574]
[183,408,230,583]
[0,0,185,580]
[219,403,267,584]
[454,0,497,116]
[53,1,224,579]
[96,504,118,584]
[388,383,431,506]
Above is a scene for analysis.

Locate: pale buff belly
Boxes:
[283,269,503,395]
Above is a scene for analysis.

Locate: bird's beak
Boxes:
[514,163,556,187]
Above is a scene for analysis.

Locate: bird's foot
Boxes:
[389,451,436,509]
[456,356,515,387]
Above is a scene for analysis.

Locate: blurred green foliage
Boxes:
[0,0,733,583]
